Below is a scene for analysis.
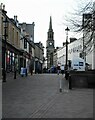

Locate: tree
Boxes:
[64,0,95,60]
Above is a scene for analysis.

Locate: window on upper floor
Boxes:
[12,28,14,44]
[24,38,27,49]
[1,17,3,36]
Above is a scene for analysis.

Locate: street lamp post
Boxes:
[3,17,8,82]
[65,27,70,80]
[14,54,17,79]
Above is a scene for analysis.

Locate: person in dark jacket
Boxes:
[57,64,60,75]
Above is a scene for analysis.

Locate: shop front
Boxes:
[2,41,20,74]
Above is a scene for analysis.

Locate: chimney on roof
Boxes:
[15,16,17,21]
[14,15,18,26]
[1,3,7,14]
[14,15,18,22]
[0,3,3,10]
[3,4,5,10]
[14,16,16,21]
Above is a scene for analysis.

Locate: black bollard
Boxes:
[3,69,6,82]
[26,68,27,76]
[59,88,62,92]
[65,71,69,80]
[65,71,67,80]
[14,70,16,79]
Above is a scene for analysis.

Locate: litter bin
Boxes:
[24,68,27,76]
[20,67,27,77]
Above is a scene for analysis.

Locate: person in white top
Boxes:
[61,65,64,75]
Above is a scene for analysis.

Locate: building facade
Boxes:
[0,3,36,77]
[19,22,35,72]
[0,4,21,75]
[56,37,95,70]
[34,42,44,73]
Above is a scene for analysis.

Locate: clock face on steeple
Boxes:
[49,42,52,46]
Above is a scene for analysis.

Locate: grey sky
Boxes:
[0,0,90,48]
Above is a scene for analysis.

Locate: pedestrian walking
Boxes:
[61,64,64,75]
[57,64,60,75]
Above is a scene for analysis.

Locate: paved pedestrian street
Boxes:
[2,73,93,118]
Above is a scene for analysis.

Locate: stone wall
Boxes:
[69,70,95,89]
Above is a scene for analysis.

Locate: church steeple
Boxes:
[46,16,55,68]
[49,16,53,31]
[47,16,54,41]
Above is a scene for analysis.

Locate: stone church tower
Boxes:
[46,16,55,68]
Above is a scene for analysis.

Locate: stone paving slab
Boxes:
[38,89,93,118]
[2,73,94,118]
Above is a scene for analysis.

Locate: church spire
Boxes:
[49,16,52,30]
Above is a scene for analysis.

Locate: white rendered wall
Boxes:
[57,38,94,69]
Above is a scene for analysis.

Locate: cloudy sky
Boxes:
[1,0,90,49]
